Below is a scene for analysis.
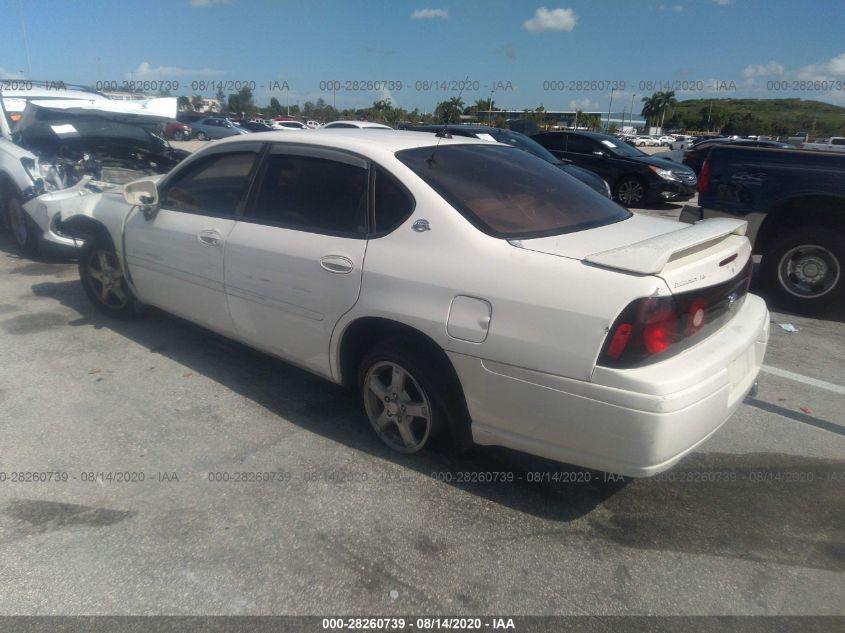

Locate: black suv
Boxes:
[532,130,697,207]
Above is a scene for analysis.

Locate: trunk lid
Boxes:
[515,214,752,293]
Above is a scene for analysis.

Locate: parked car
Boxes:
[0,95,188,254]
[681,145,845,313]
[403,124,611,197]
[532,130,697,206]
[164,120,192,141]
[233,120,275,132]
[657,135,676,146]
[306,120,321,129]
[801,137,845,153]
[632,135,659,147]
[271,120,309,131]
[683,138,792,174]
[60,130,768,477]
[321,120,392,129]
[191,117,251,140]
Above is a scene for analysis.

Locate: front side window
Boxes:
[397,144,629,239]
[249,153,368,235]
[566,135,597,155]
[160,152,256,216]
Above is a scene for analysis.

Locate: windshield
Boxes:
[397,144,629,239]
[598,136,646,157]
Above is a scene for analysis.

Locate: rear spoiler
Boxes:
[585,218,747,275]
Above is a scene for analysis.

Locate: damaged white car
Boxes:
[0,87,188,254]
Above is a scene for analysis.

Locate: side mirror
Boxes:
[592,151,608,158]
[124,179,160,219]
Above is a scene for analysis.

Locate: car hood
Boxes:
[633,154,695,172]
[14,98,177,155]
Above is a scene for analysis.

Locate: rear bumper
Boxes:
[450,294,770,477]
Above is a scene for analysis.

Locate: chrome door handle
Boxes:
[198,230,222,247]
[320,255,354,274]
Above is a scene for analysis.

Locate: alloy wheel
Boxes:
[363,361,433,453]
[85,249,129,308]
[617,179,645,206]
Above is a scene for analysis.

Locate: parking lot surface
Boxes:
[0,205,843,616]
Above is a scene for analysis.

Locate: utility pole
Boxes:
[606,88,615,132]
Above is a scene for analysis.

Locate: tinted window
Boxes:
[161,152,256,216]
[566,135,596,155]
[250,154,368,235]
[373,167,414,234]
[397,145,629,239]
[534,133,564,151]
[325,123,355,128]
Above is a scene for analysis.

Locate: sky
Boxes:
[1,0,845,114]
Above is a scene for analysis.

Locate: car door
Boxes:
[223,144,370,377]
[123,143,263,334]
[564,135,617,183]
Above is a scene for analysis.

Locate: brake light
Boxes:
[698,159,710,193]
[643,307,678,355]
[598,262,751,368]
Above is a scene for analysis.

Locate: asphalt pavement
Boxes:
[0,198,842,618]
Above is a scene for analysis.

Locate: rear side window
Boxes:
[160,152,256,216]
[566,135,596,155]
[534,133,564,152]
[373,167,415,235]
[249,154,368,235]
[396,145,629,239]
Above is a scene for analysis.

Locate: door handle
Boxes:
[320,255,354,274]
[197,230,223,247]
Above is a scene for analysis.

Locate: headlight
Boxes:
[602,178,612,198]
[648,165,680,181]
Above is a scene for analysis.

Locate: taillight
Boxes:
[698,159,710,193]
[598,260,752,368]
[643,307,678,355]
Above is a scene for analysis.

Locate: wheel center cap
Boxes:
[386,401,400,416]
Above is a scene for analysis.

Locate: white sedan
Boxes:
[61,131,769,477]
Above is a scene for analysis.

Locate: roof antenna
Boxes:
[427,74,472,165]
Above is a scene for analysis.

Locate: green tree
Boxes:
[190,94,204,112]
[434,97,465,123]
[215,87,226,112]
[177,95,191,111]
[641,93,660,127]
[268,97,283,116]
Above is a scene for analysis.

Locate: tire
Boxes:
[78,235,143,319]
[614,177,647,207]
[196,131,209,141]
[6,194,41,255]
[760,226,845,314]
[175,130,189,141]
[358,339,461,454]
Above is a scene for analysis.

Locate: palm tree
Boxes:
[641,94,659,127]
[659,90,677,129]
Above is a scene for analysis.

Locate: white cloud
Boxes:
[189,0,231,7]
[523,7,577,32]
[569,98,598,110]
[126,62,222,79]
[0,67,26,79]
[712,0,730,5]
[411,8,448,19]
[794,52,845,80]
[672,4,684,12]
[741,61,785,78]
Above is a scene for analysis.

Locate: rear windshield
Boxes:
[396,144,629,239]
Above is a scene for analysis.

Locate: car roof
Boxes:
[210,129,493,159]
[323,120,392,128]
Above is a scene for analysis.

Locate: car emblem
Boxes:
[727,293,739,311]
[412,219,431,232]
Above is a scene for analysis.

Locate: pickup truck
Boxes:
[680,145,845,313]
[802,137,845,153]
